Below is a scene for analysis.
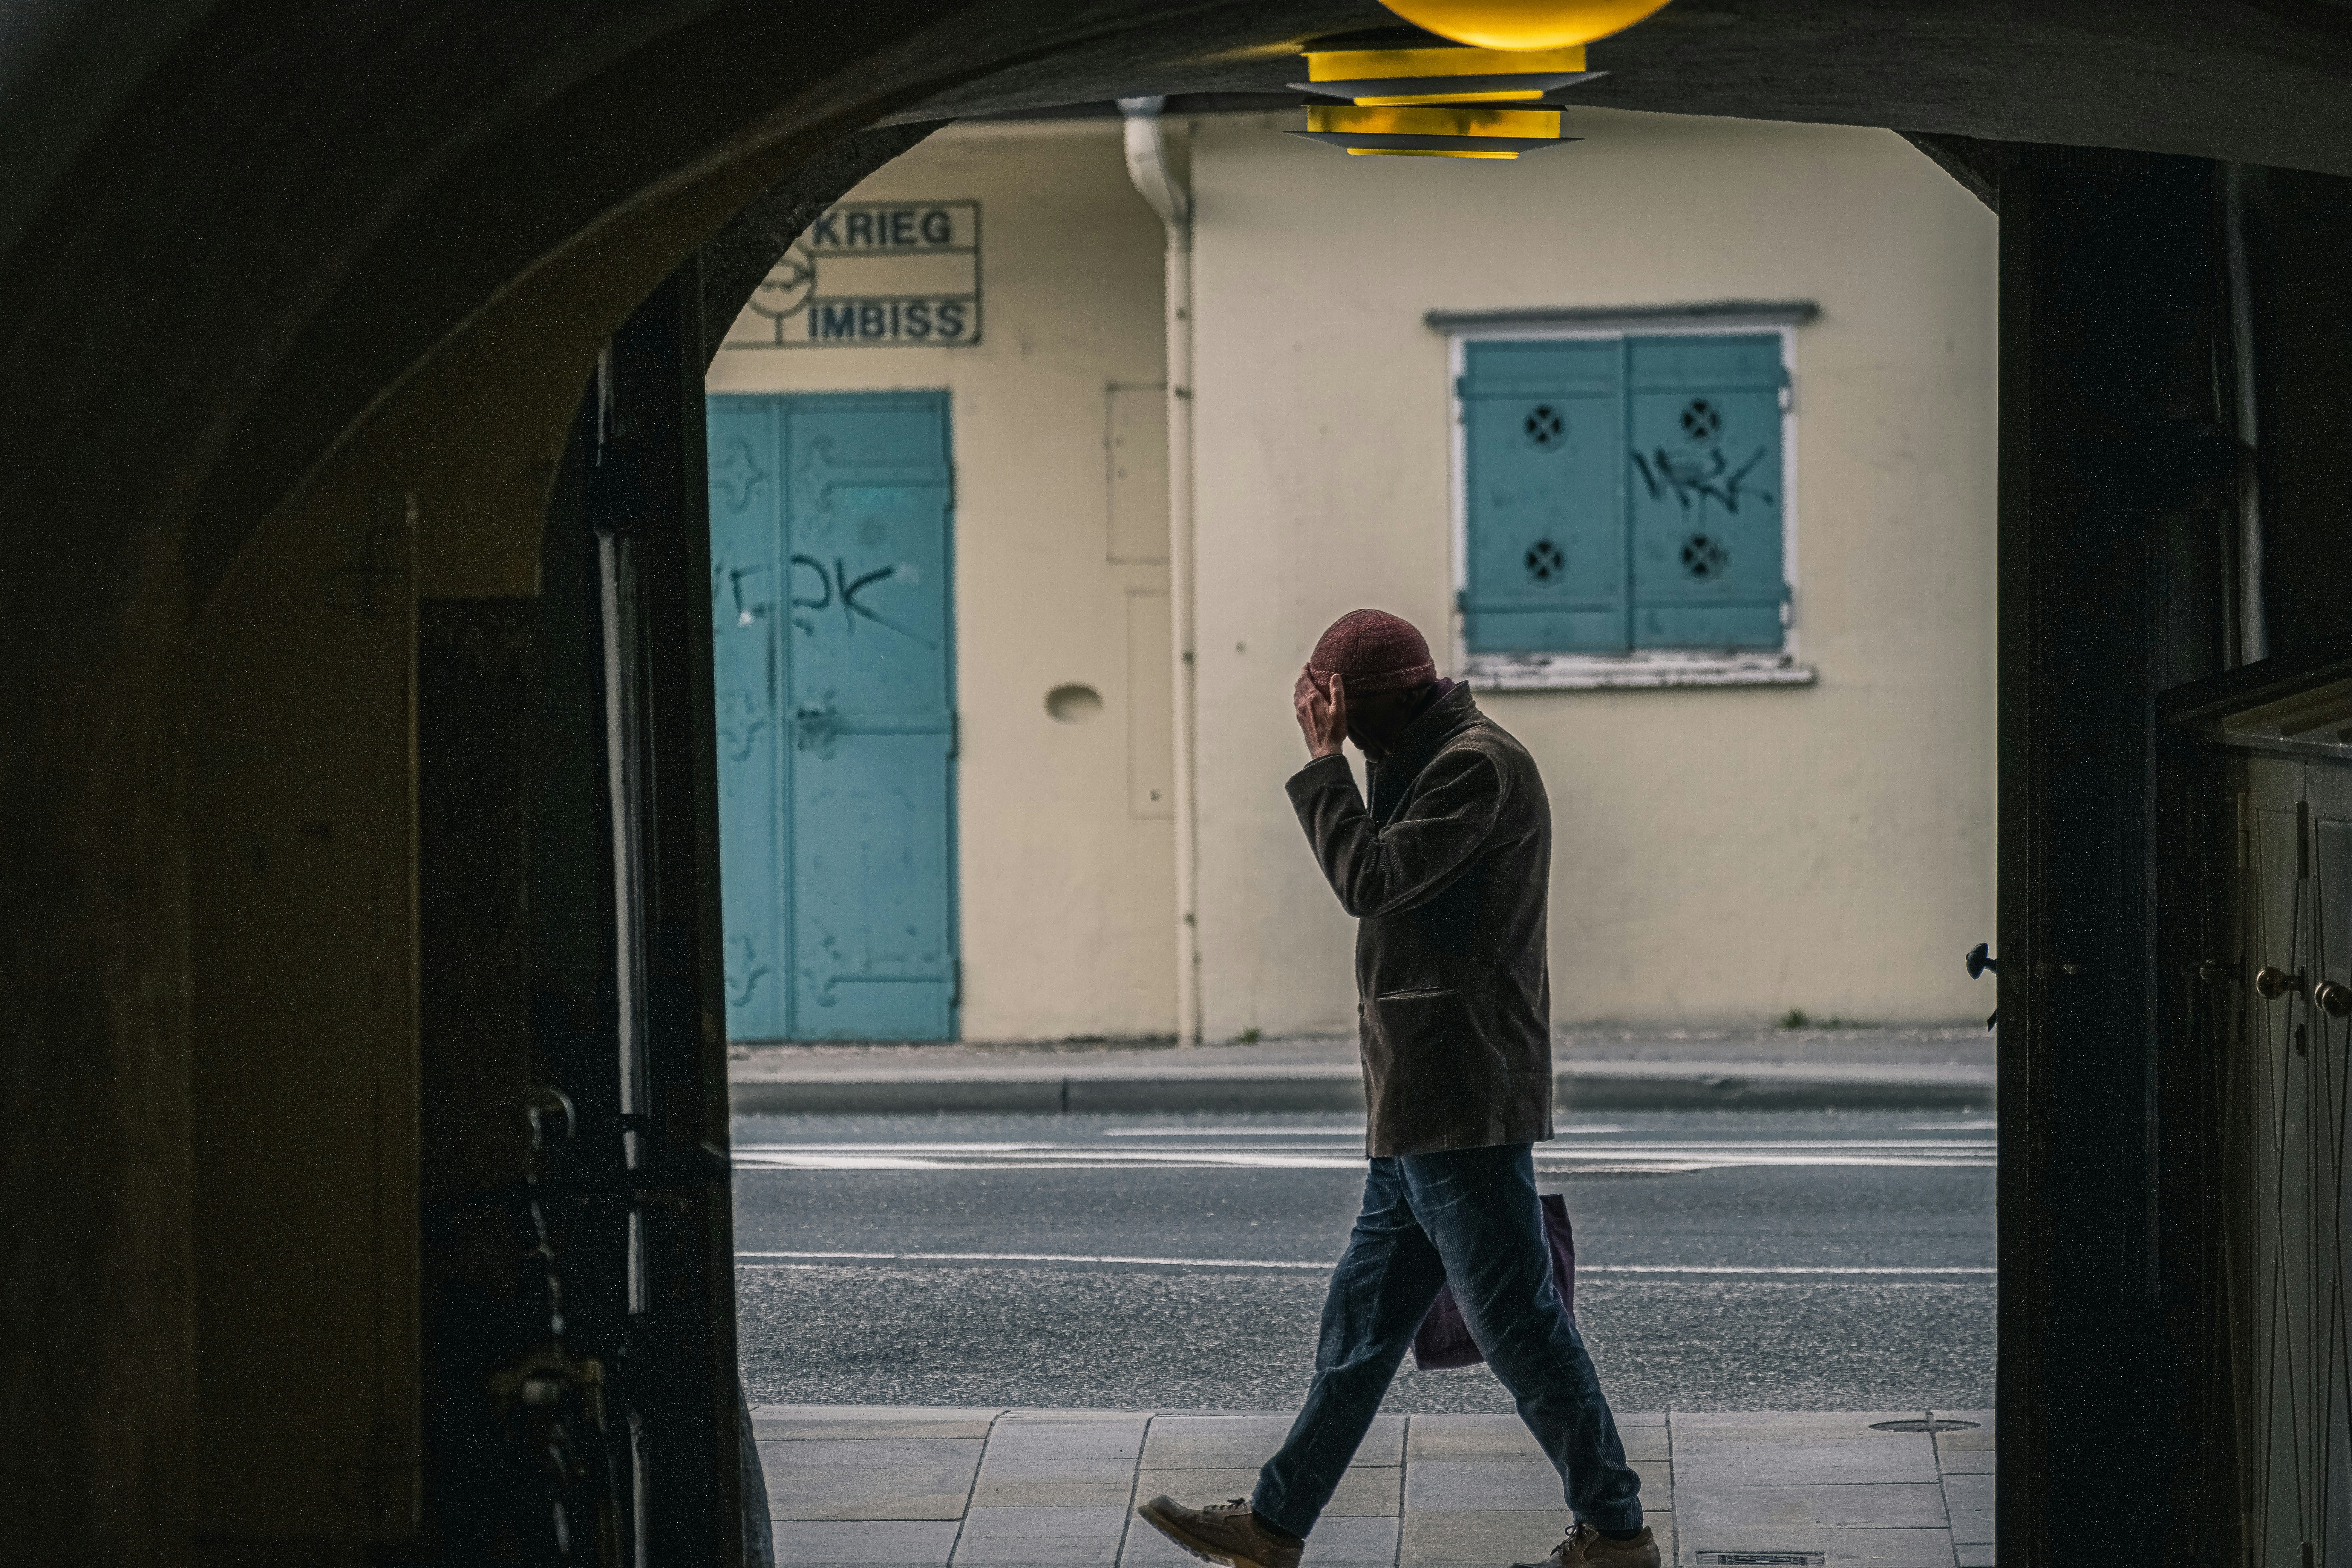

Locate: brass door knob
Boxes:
[2317,980,2352,1019]
[2256,966,2308,1001]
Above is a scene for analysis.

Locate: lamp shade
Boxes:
[1299,103,1575,158]
[1375,0,1674,51]
[1291,37,1594,158]
[1295,43,1600,105]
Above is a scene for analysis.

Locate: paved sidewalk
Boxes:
[730,1029,1995,1116]
[754,1404,1994,1567]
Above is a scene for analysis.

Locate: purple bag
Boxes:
[1410,1193,1577,1372]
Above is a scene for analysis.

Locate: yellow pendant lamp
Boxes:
[1374,0,1675,51]
[1293,2,1674,160]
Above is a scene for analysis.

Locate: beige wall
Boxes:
[715,107,1998,1040]
[708,121,1178,1041]
[1188,109,1999,1032]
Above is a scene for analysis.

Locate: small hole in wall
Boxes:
[1045,684,1102,724]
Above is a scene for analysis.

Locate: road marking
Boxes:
[730,1141,1995,1173]
[1097,1125,1630,1137]
[1582,1264,1995,1275]
[734,1139,1995,1151]
[732,1249,1994,1276]
[736,1249,1331,1269]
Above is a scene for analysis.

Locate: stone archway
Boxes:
[9,3,2352,1562]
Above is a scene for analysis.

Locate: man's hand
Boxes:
[1294,666,1348,760]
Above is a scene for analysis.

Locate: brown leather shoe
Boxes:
[1516,1521,1661,1568]
[1134,1495,1305,1568]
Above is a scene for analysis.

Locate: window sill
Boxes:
[1463,652,1817,691]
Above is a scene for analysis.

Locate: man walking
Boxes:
[1136,610,1654,1568]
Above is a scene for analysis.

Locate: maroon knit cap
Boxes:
[1308,609,1437,696]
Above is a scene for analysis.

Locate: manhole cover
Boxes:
[1869,1418,1981,1433]
[1696,1554,1825,1566]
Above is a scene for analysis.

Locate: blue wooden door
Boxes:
[707,392,957,1041]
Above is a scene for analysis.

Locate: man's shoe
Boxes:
[1516,1521,1661,1568]
[1134,1495,1305,1568]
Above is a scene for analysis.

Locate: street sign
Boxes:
[722,200,982,349]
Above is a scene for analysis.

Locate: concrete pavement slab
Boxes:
[1134,1464,1401,1516]
[1946,1510,1992,1548]
[1406,1459,1565,1512]
[752,1403,1978,1566]
[1124,1512,1401,1566]
[1399,1508,1577,1564]
[1671,1411,1928,1440]
[1142,1412,1405,1468]
[1929,1416,1994,1458]
[772,1521,963,1565]
[1622,1431,1672,1466]
[1395,1412,1666,1463]
[1937,1473,1990,1513]
[952,1505,1132,1563]
[1672,1438,1940,1487]
[762,1437,985,1520]
[1675,1525,1960,1565]
[1407,1414,1546,1461]
[755,1404,1002,1440]
[968,1452,1141,1507]
[986,1411,1150,1459]
[1678,1481,1951,1530]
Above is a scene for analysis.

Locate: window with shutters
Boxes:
[1449,320,1816,690]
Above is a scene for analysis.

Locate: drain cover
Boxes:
[1870,1418,1981,1433]
[1696,1554,1825,1566]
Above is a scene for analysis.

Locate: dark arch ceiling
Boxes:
[877,0,2352,176]
[5,0,2351,628]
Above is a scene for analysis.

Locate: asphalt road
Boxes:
[732,1107,1995,1413]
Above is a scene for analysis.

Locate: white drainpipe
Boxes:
[1118,96,1202,1046]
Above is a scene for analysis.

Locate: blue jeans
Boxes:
[1251,1144,1643,1537]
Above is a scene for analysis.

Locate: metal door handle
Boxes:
[792,701,838,753]
[2256,966,2308,1001]
[2191,958,2240,985]
[2317,980,2352,1018]
[1965,943,1996,1030]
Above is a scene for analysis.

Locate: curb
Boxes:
[727,1060,1995,1115]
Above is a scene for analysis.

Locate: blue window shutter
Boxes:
[1461,340,1626,655]
[1625,334,1787,650]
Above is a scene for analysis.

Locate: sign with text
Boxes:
[722,200,981,350]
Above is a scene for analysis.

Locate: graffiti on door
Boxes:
[787,553,939,646]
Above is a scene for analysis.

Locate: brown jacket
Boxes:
[1285,685,1554,1157]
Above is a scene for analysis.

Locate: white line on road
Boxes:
[1580,1264,1995,1275]
[730,1147,1993,1172]
[732,1249,1994,1275]
[1096,1125,1631,1137]
[736,1249,1330,1269]
[734,1139,1995,1152]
